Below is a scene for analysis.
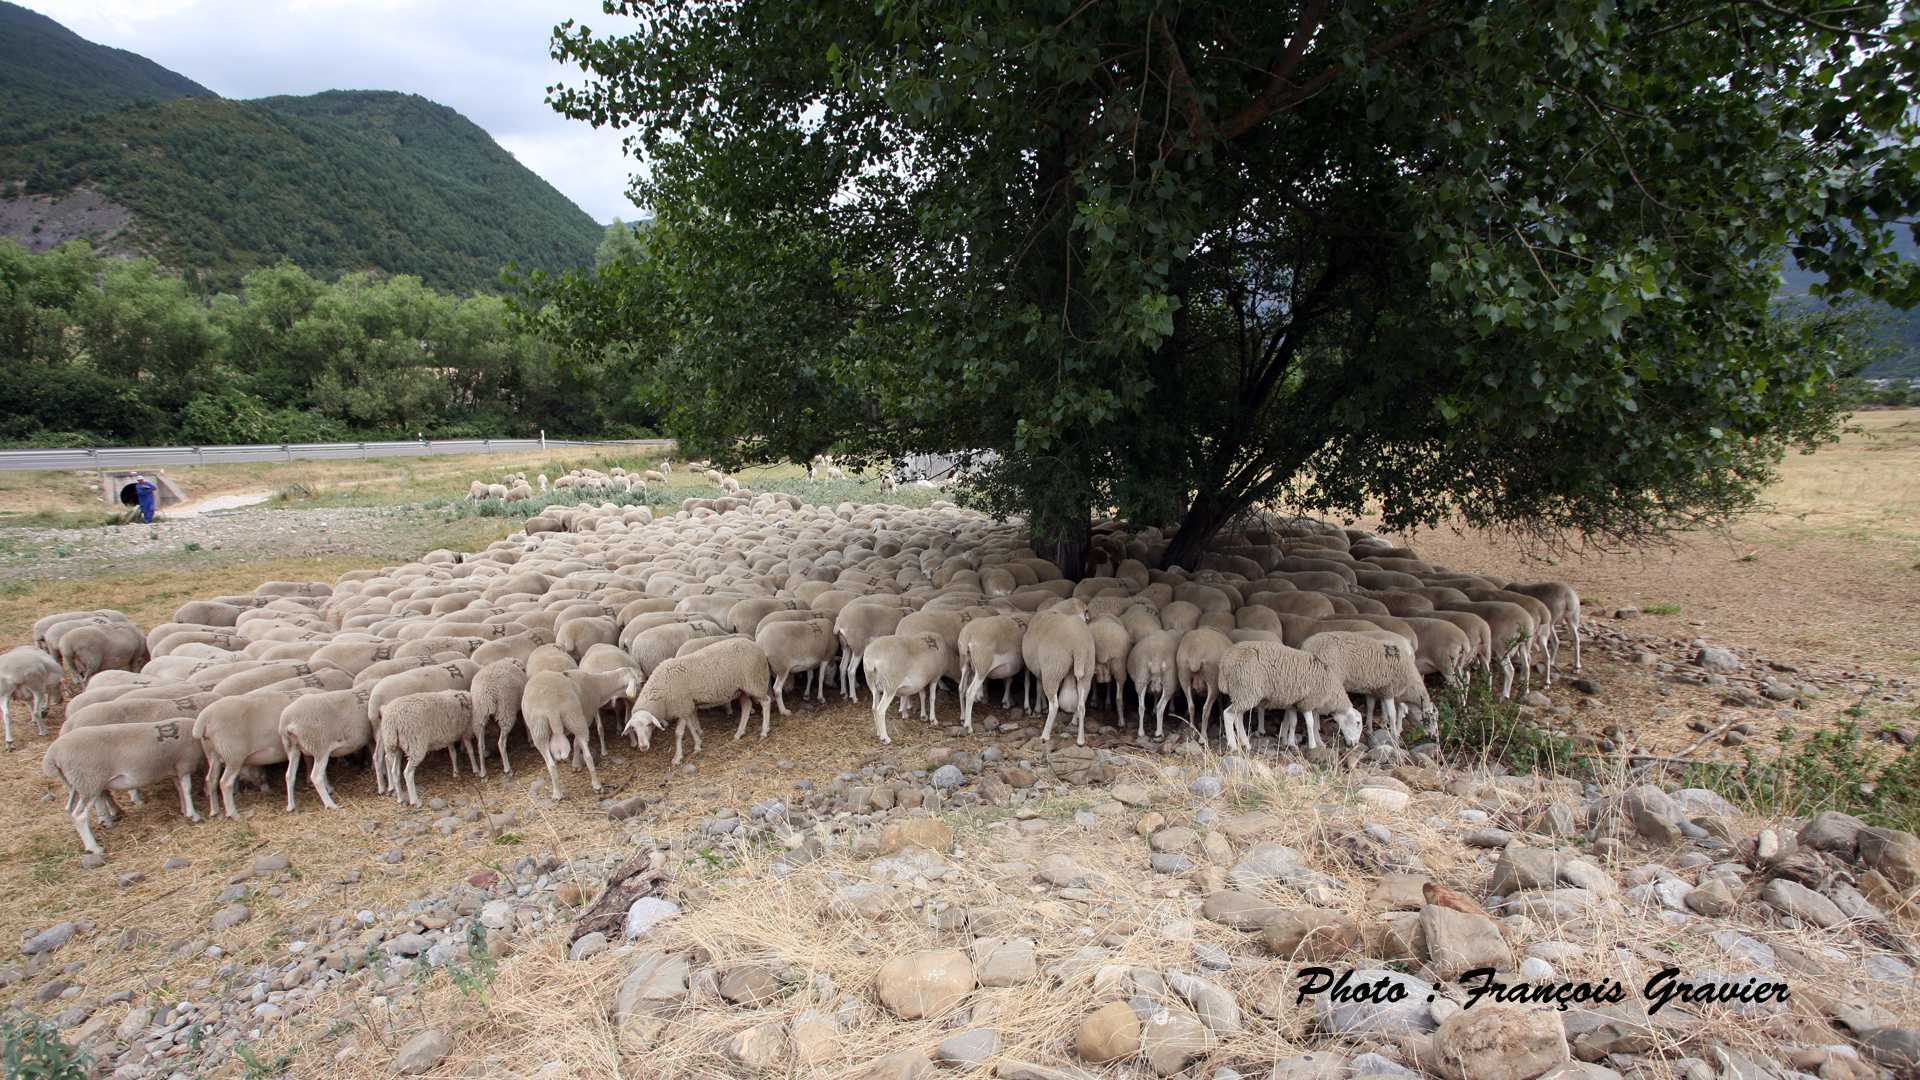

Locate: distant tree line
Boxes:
[0,238,657,447]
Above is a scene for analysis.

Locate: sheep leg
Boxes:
[388,747,407,805]
[1136,684,1148,740]
[446,743,461,778]
[872,691,896,743]
[203,758,221,818]
[1038,684,1061,743]
[595,712,608,758]
[1256,706,1267,737]
[220,763,241,820]
[175,771,201,822]
[1282,708,1298,748]
[1,697,10,749]
[1303,710,1321,751]
[468,732,486,779]
[1114,677,1125,728]
[70,799,103,855]
[312,754,343,811]
[577,733,603,792]
[734,693,753,739]
[404,751,424,807]
[497,719,515,775]
[1570,619,1582,671]
[1155,687,1170,739]
[284,748,301,813]
[772,673,790,717]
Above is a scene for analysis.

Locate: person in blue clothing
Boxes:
[133,474,156,523]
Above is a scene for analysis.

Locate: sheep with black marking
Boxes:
[378,689,480,806]
[626,637,770,765]
[42,718,206,854]
[1300,630,1432,740]
[1217,640,1361,753]
[279,687,374,811]
[1021,600,1096,745]
[863,632,949,743]
[469,659,528,772]
[957,614,1030,731]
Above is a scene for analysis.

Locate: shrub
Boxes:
[0,1015,90,1080]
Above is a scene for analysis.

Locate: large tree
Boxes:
[523,0,1917,572]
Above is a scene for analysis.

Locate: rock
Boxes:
[1859,828,1920,889]
[479,899,514,929]
[996,1064,1089,1080]
[1077,1000,1142,1064]
[1684,878,1736,917]
[20,923,76,955]
[873,949,973,1019]
[1113,784,1152,807]
[1152,827,1200,853]
[1624,879,1693,912]
[1271,1052,1351,1080]
[1051,745,1115,785]
[1141,1005,1210,1076]
[1263,909,1358,961]
[721,964,784,1007]
[1619,785,1684,844]
[1169,970,1243,1034]
[211,904,251,932]
[791,1010,839,1063]
[872,848,946,882]
[1466,829,1515,848]
[1422,904,1511,978]
[1761,878,1846,928]
[1536,1064,1624,1080]
[1201,830,1234,862]
[1228,843,1332,891]
[1191,775,1224,798]
[1368,874,1434,912]
[838,882,913,919]
[880,818,953,854]
[1554,860,1617,898]
[863,1050,938,1080]
[938,1028,1001,1068]
[1205,890,1284,928]
[383,932,431,957]
[1152,853,1195,874]
[1365,912,1428,961]
[1856,1028,1920,1069]
[254,854,290,874]
[1695,648,1741,672]
[624,896,682,937]
[1037,853,1092,887]
[389,1030,451,1075]
[930,764,964,789]
[1356,787,1411,812]
[1432,1003,1569,1080]
[614,951,692,1028]
[1490,849,1565,895]
[1315,970,1436,1035]
[725,1021,790,1069]
[1797,811,1870,857]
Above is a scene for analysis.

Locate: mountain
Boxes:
[1780,232,1920,380]
[0,91,603,293]
[0,1,214,142]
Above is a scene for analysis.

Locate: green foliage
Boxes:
[522,0,1918,566]
[0,1014,90,1080]
[232,1040,293,1080]
[1679,720,1920,835]
[0,92,600,294]
[0,242,656,445]
[0,1,213,144]
[1414,683,1590,778]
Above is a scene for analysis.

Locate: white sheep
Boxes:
[862,633,949,743]
[1,646,66,747]
[1217,640,1361,752]
[42,719,206,854]
[626,638,770,765]
[379,689,479,806]
[1125,630,1178,740]
[1020,600,1096,745]
[957,614,1029,731]
[194,689,307,818]
[755,618,837,714]
[470,659,528,772]
[1300,630,1431,740]
[279,687,374,811]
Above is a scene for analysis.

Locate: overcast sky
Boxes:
[22,0,643,223]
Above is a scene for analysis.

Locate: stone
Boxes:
[1695,648,1741,672]
[1762,878,1846,928]
[1204,890,1284,928]
[1466,829,1516,848]
[1191,775,1224,798]
[389,1030,451,1075]
[721,964,784,1007]
[20,923,76,955]
[880,818,953,854]
[1356,787,1411,812]
[1141,1005,1210,1076]
[1271,1052,1351,1080]
[1037,853,1092,887]
[1422,904,1511,979]
[479,899,515,929]
[1076,1000,1142,1064]
[1228,842,1334,891]
[1532,804,1584,840]
[624,897,682,937]
[1202,830,1234,863]
[1368,874,1434,912]
[727,1022,790,1069]
[1152,853,1195,874]
[254,854,290,874]
[1859,828,1920,889]
[614,951,692,1027]
[996,1062,1088,1080]
[1856,1028,1920,1069]
[872,848,946,882]
[1051,745,1115,785]
[1168,970,1243,1034]
[873,949,974,1019]
[1316,970,1436,1035]
[1536,1064,1624,1080]
[1113,784,1152,807]
[1624,879,1693,912]
[1798,811,1870,857]
[1554,860,1617,898]
[211,904,251,931]
[791,1010,839,1063]
[1684,878,1736,917]
[930,764,964,789]
[1152,827,1200,853]
[1365,912,1428,962]
[938,1028,1001,1068]
[1490,849,1565,895]
[1432,1003,1569,1080]
[1264,908,1358,961]
[383,932,431,957]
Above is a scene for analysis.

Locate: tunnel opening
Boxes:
[119,483,140,506]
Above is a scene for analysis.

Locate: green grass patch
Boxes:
[1642,602,1684,615]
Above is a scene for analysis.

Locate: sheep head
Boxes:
[1334,707,1364,746]
[624,710,669,751]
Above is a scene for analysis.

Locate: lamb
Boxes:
[1217,641,1361,753]
[42,719,206,854]
[279,687,374,810]
[1020,600,1096,745]
[378,690,479,806]
[1,646,65,747]
[957,614,1030,730]
[1300,630,1431,739]
[1125,630,1178,740]
[194,689,306,818]
[60,623,149,683]
[626,638,771,765]
[863,633,950,743]
[1175,627,1234,738]
[470,659,528,770]
[365,660,479,790]
[755,618,838,714]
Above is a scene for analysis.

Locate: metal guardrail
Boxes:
[0,437,676,472]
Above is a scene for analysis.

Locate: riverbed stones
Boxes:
[1263,908,1358,961]
[1076,1000,1142,1063]
[1432,1003,1569,1080]
[389,1030,451,1076]
[1314,970,1436,1035]
[873,949,974,1019]
[1421,904,1511,979]
[1761,878,1845,928]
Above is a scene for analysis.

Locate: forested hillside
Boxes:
[0,1,214,142]
[0,93,601,293]
[0,239,655,447]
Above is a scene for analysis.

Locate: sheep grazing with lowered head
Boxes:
[279,687,374,811]
[379,689,480,806]
[1300,630,1431,740]
[1,646,65,747]
[626,637,769,765]
[1217,640,1361,753]
[862,632,949,743]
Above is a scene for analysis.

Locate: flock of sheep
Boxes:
[1,489,1580,857]
[465,460,768,506]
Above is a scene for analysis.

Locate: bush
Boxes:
[1677,719,1920,835]
[1406,682,1591,778]
[0,1015,90,1080]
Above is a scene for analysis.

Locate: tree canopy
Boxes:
[522,0,1919,571]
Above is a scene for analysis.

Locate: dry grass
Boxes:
[1766,411,1920,544]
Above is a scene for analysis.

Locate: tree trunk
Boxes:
[1160,492,1240,571]
[1032,515,1092,581]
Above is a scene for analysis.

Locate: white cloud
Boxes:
[19,0,642,223]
